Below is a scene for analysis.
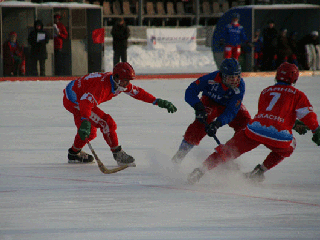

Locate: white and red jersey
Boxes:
[63,72,157,119]
[245,82,319,148]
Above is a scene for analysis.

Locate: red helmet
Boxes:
[276,62,299,84]
[113,62,135,81]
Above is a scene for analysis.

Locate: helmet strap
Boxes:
[112,76,127,91]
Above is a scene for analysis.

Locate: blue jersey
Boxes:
[185,71,246,126]
[220,23,247,46]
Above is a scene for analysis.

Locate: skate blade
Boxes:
[68,160,95,164]
[117,162,136,167]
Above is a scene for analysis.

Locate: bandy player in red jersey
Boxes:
[63,62,177,166]
[187,62,320,184]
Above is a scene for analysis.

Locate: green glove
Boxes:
[293,119,309,135]
[312,127,320,146]
[156,99,177,113]
[78,120,91,141]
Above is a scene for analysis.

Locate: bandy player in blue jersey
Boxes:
[171,58,251,164]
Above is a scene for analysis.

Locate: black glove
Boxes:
[205,120,221,137]
[312,127,320,146]
[194,102,207,124]
[293,119,309,135]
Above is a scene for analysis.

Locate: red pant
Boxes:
[63,94,119,150]
[203,128,296,171]
[224,45,241,60]
[184,96,251,146]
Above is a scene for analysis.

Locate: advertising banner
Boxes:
[147,28,197,51]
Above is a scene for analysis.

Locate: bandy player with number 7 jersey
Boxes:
[187,62,320,184]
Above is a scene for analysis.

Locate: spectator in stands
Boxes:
[111,17,130,67]
[28,19,50,76]
[219,13,248,60]
[276,28,295,67]
[298,31,320,71]
[253,29,263,72]
[261,20,278,71]
[288,31,299,67]
[54,14,68,76]
[2,31,25,76]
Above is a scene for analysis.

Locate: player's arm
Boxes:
[185,75,213,124]
[125,84,177,113]
[295,93,320,145]
[216,95,242,126]
[185,74,213,107]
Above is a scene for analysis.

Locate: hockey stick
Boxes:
[204,122,221,145]
[87,142,128,174]
[211,132,221,145]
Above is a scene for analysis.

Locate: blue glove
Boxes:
[78,120,91,141]
[205,120,221,137]
[194,102,207,124]
[312,127,320,146]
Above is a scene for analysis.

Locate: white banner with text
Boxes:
[147,28,197,51]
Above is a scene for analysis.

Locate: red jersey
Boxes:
[245,83,319,148]
[64,72,157,119]
[54,22,68,50]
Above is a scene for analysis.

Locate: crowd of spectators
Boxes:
[2,15,68,77]
[252,20,320,72]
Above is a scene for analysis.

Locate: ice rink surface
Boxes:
[1,76,320,240]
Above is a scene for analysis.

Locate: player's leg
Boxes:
[188,129,259,184]
[204,129,259,170]
[232,45,241,60]
[224,45,232,59]
[63,96,95,163]
[172,97,222,164]
[90,107,135,166]
[245,139,296,182]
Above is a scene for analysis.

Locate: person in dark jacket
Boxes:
[276,28,294,67]
[28,19,50,76]
[261,20,278,71]
[288,31,299,67]
[111,18,130,67]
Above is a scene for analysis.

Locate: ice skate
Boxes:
[68,148,94,163]
[171,140,194,164]
[244,164,265,182]
[187,167,205,185]
[113,146,136,167]
[171,149,189,164]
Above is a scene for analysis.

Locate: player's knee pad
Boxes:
[99,114,117,134]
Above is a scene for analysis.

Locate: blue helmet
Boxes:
[219,58,241,76]
[219,58,241,88]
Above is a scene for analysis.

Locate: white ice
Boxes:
[1,47,320,240]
